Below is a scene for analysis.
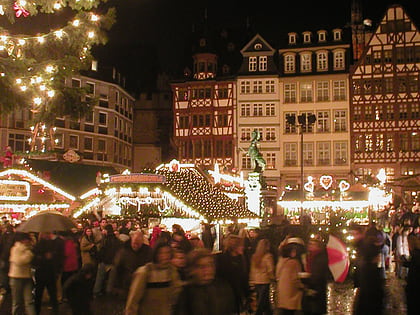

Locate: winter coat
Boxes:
[173,278,235,315]
[80,235,97,266]
[63,238,79,272]
[63,267,95,313]
[8,241,33,279]
[125,263,182,315]
[33,238,64,277]
[275,257,303,310]
[302,249,330,314]
[97,235,122,265]
[249,253,275,284]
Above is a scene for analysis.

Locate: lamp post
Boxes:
[287,113,316,216]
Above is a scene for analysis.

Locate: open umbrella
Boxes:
[326,234,349,283]
[17,210,76,233]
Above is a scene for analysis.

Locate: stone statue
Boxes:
[248,129,266,173]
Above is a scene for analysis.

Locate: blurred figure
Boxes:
[108,230,152,296]
[125,242,182,315]
[63,263,96,315]
[406,231,420,315]
[189,233,204,249]
[171,232,192,254]
[92,218,108,244]
[174,248,235,315]
[302,238,330,315]
[249,239,274,315]
[172,224,185,235]
[200,223,216,250]
[0,223,15,293]
[171,249,188,282]
[61,231,80,300]
[275,238,305,315]
[8,232,35,315]
[80,227,97,266]
[396,227,411,279]
[215,234,250,314]
[33,232,63,315]
[93,224,122,297]
[149,225,162,248]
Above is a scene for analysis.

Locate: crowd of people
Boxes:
[0,203,418,315]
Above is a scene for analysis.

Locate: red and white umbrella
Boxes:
[326,234,349,283]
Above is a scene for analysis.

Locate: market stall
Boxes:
[0,168,76,224]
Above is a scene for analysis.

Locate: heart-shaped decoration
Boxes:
[320,175,333,190]
[304,176,314,193]
[169,159,180,172]
[338,180,350,192]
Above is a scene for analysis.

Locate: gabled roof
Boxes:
[241,33,275,55]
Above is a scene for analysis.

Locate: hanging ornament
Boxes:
[13,1,30,18]
[320,175,333,190]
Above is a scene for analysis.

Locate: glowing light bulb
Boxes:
[55,30,63,38]
[37,37,45,44]
[47,90,55,97]
[18,39,25,46]
[39,85,46,91]
[73,20,80,27]
[45,65,54,73]
[0,36,7,42]
[91,14,99,21]
[33,97,42,105]
[0,45,4,50]
[20,86,27,91]
[36,77,42,83]
[53,3,61,10]
[19,1,27,6]
[88,31,95,39]
[16,78,22,84]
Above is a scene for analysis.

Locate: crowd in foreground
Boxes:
[0,207,418,315]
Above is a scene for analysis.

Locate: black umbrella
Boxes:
[17,210,76,233]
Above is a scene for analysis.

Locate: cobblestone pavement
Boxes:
[0,271,407,315]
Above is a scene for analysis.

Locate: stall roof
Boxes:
[280,190,369,201]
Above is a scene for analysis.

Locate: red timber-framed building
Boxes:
[171,36,237,169]
[350,4,420,203]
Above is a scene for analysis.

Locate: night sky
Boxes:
[91,0,420,95]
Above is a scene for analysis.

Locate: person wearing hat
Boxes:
[9,232,36,315]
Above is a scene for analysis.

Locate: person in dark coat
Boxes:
[174,248,235,315]
[302,238,330,315]
[107,230,152,296]
[215,234,250,314]
[93,224,122,297]
[405,231,420,315]
[33,232,64,315]
[63,263,96,315]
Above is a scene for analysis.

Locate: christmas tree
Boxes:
[0,0,115,124]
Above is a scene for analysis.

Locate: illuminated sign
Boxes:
[0,180,30,201]
[109,173,166,184]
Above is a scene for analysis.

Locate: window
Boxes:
[179,116,189,129]
[284,143,297,166]
[384,50,392,63]
[386,104,394,119]
[399,104,408,119]
[334,51,345,70]
[386,135,394,152]
[69,135,79,149]
[249,56,257,71]
[365,105,373,120]
[334,142,347,165]
[400,133,409,151]
[241,104,251,117]
[178,89,188,101]
[334,110,347,132]
[71,78,81,88]
[318,31,326,42]
[266,152,276,169]
[384,78,393,93]
[242,154,251,169]
[288,33,296,44]
[253,104,263,116]
[300,82,313,102]
[85,111,94,124]
[84,137,93,151]
[317,52,328,71]
[216,114,228,127]
[203,140,211,157]
[317,142,330,165]
[317,81,329,101]
[99,112,107,125]
[300,111,315,132]
[265,128,276,141]
[265,80,275,93]
[86,82,95,95]
[285,113,297,133]
[317,111,330,132]
[259,56,267,71]
[412,104,420,119]
[303,32,311,43]
[241,128,252,141]
[333,80,346,100]
[265,103,275,116]
[301,53,312,72]
[373,51,381,63]
[217,87,228,99]
[333,29,341,41]
[8,133,29,152]
[284,83,297,103]
[284,55,295,73]
[355,135,363,152]
[253,81,263,93]
[354,106,362,121]
[240,81,251,94]
[376,133,385,151]
[365,134,373,151]
[412,133,420,151]
[303,142,314,166]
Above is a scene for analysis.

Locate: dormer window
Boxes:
[303,32,312,44]
[288,33,296,45]
[249,56,257,72]
[333,29,342,41]
[254,43,262,50]
[318,30,327,42]
[259,56,267,71]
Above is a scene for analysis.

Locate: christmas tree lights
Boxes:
[0,0,115,123]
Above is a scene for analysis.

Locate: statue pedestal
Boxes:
[245,172,262,216]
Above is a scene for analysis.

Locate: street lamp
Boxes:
[286,113,316,216]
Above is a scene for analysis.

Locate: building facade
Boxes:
[277,28,352,192]
[0,65,135,172]
[350,4,420,203]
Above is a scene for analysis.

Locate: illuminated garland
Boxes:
[0,0,115,123]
